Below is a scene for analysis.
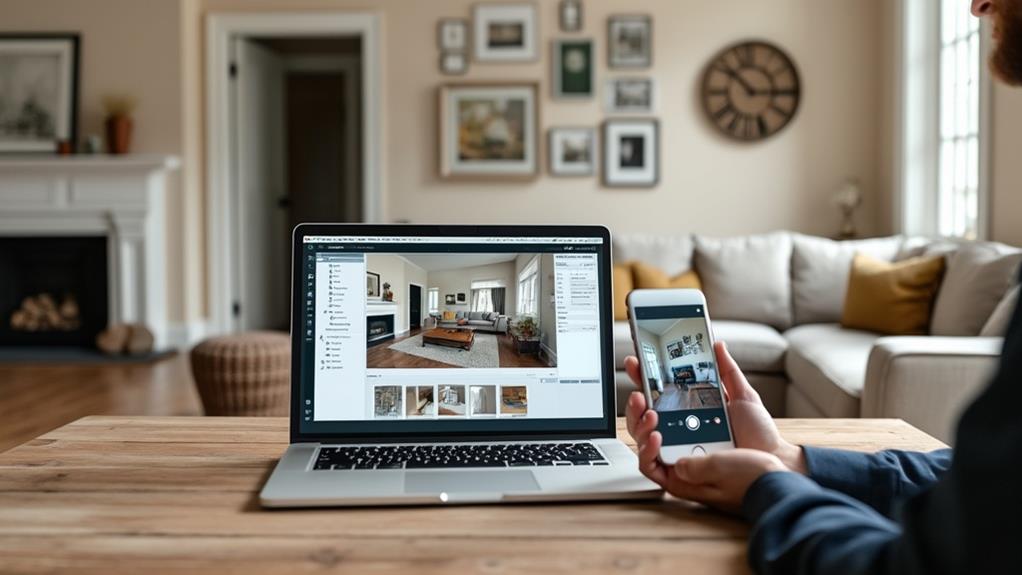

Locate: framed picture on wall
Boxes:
[438,83,539,179]
[604,77,655,113]
[607,15,652,68]
[559,0,583,32]
[367,271,382,298]
[552,39,593,98]
[457,293,466,303]
[548,127,596,176]
[438,19,469,51]
[445,294,456,305]
[439,52,468,75]
[473,3,538,62]
[603,119,658,187]
[0,34,80,153]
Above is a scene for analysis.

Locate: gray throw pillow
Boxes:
[790,234,904,325]
[931,244,1022,336]
[980,285,1019,337]
[693,232,793,330]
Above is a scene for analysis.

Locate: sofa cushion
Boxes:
[930,244,1022,336]
[980,285,1020,337]
[455,311,465,319]
[613,234,694,277]
[466,320,490,327]
[711,320,788,373]
[613,264,634,321]
[613,321,634,370]
[632,261,701,290]
[841,254,946,336]
[790,234,903,325]
[784,323,881,417]
[693,232,793,330]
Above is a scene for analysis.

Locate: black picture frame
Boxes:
[366,271,381,298]
[445,294,456,305]
[457,293,466,303]
[0,33,80,154]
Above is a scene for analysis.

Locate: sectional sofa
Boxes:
[436,310,509,334]
[612,231,1020,443]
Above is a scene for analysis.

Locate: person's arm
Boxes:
[800,447,952,517]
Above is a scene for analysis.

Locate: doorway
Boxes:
[409,284,422,331]
[207,13,381,334]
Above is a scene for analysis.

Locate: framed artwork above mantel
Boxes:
[0,33,80,153]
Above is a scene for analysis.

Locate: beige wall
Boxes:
[991,82,1022,247]
[1,0,204,328]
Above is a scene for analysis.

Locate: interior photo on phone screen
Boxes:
[633,305,732,445]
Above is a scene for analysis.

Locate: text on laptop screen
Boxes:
[298,235,607,433]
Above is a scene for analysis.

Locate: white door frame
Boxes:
[206,12,383,335]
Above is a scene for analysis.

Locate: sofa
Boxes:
[436,310,509,334]
[612,231,1020,444]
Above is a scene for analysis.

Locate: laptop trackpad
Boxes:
[404,470,540,494]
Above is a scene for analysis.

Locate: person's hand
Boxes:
[624,341,806,482]
[667,449,788,514]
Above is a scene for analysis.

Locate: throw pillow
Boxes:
[790,234,904,325]
[613,234,694,277]
[442,311,456,321]
[841,254,946,335]
[693,232,793,330]
[613,263,634,321]
[930,244,1022,336]
[980,285,1019,337]
[631,261,701,290]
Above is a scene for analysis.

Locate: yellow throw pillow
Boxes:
[442,311,456,321]
[632,261,702,291]
[841,254,946,335]
[613,263,634,321]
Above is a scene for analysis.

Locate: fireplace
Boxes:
[367,314,395,346]
[0,236,109,347]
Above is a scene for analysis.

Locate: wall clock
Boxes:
[701,40,800,142]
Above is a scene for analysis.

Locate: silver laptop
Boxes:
[260,224,660,507]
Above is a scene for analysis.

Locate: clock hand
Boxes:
[719,67,755,96]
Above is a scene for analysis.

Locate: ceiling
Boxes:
[400,253,518,272]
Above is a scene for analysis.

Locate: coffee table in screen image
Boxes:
[422,328,475,351]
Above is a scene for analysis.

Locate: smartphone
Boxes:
[627,289,735,464]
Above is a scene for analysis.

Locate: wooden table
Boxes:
[422,327,475,351]
[0,417,946,574]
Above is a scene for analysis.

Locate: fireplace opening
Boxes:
[0,236,109,347]
[367,314,395,346]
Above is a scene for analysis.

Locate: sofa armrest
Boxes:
[495,316,509,334]
[862,336,1003,443]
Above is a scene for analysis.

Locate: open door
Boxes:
[231,38,289,331]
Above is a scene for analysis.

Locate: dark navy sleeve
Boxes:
[801,446,952,517]
[740,280,1022,574]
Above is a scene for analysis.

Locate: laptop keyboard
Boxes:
[313,442,609,470]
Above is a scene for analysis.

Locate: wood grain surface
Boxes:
[0,416,947,574]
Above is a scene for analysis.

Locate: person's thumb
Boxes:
[675,454,714,484]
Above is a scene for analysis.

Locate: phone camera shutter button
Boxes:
[685,415,700,430]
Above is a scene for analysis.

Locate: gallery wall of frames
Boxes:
[435,1,663,187]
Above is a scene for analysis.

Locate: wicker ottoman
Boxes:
[190,331,291,416]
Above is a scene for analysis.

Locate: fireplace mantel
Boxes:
[0,155,180,348]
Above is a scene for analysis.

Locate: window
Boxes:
[938,0,982,239]
[517,257,539,317]
[470,279,505,314]
[427,288,439,314]
[641,341,661,390]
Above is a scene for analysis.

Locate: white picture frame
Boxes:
[439,83,539,179]
[604,77,655,113]
[438,19,468,51]
[603,119,658,187]
[559,0,583,32]
[440,52,468,75]
[608,15,652,68]
[549,127,596,176]
[473,3,538,62]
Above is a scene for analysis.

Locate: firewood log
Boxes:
[125,324,155,356]
[96,324,130,355]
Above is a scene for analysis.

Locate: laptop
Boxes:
[260,224,661,507]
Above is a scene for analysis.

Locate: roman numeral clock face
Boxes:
[702,41,800,141]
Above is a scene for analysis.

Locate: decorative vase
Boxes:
[105,115,133,155]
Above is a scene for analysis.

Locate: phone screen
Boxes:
[633,304,732,445]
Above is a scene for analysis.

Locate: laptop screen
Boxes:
[296,230,612,439]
